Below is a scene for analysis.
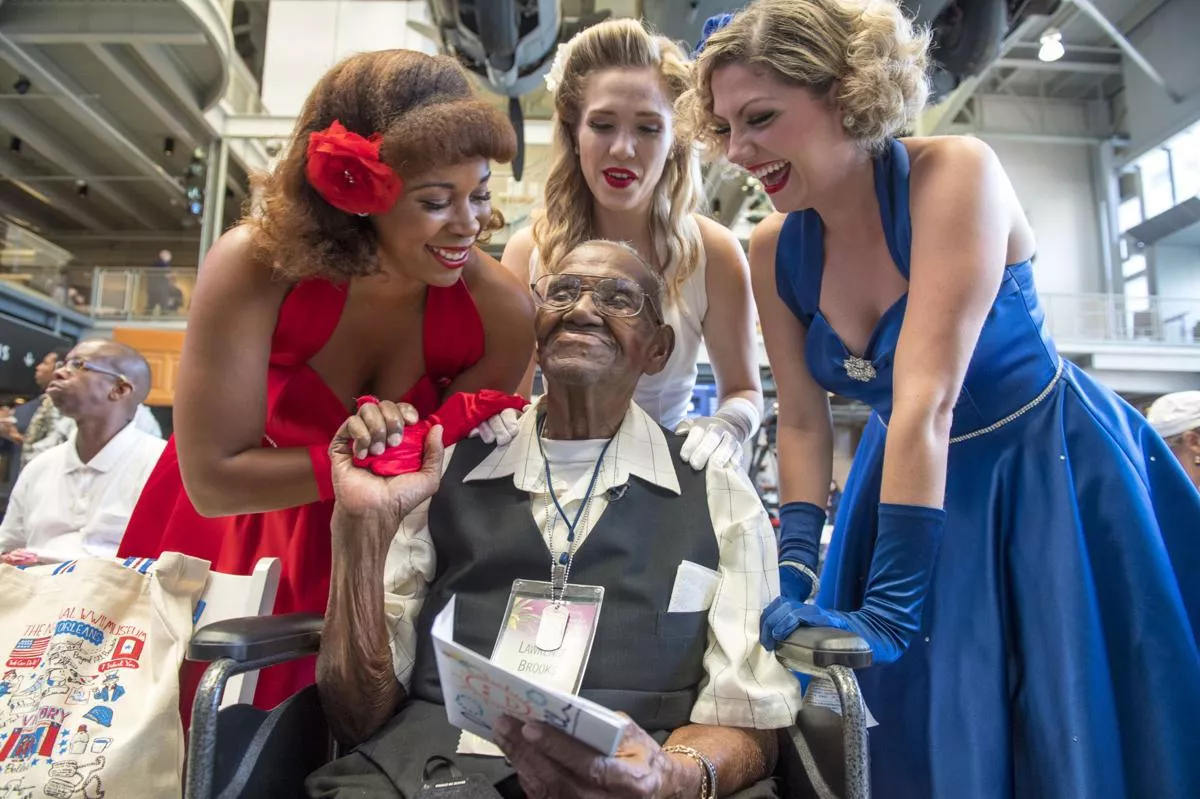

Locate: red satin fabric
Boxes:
[352,389,526,475]
[118,277,484,713]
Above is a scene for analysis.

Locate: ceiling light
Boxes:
[163,137,175,157]
[12,76,30,95]
[1039,29,1065,62]
[8,137,20,153]
[75,179,88,199]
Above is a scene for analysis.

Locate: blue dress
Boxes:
[775,139,1200,798]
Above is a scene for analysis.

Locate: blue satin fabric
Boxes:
[774,138,1200,798]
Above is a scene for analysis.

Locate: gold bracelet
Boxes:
[662,744,717,799]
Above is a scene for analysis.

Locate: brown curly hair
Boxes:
[678,0,930,155]
[246,49,517,281]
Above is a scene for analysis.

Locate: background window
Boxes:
[1139,148,1175,218]
[1169,126,1200,202]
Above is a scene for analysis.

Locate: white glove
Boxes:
[674,396,761,471]
[469,406,527,447]
[676,415,743,470]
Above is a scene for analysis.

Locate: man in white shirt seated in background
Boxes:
[22,388,163,466]
[310,241,801,798]
[0,341,165,565]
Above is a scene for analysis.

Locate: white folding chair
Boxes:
[189,557,282,708]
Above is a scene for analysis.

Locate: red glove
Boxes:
[352,390,527,476]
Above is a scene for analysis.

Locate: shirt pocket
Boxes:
[656,609,708,638]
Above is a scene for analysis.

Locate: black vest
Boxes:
[410,432,719,733]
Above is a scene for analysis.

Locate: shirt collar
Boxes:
[63,420,145,474]
[464,399,681,496]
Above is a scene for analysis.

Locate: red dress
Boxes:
[119,277,484,710]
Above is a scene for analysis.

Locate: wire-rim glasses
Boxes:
[531,273,662,322]
[56,358,131,388]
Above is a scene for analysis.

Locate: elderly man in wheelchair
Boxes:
[188,241,878,799]
[311,240,804,798]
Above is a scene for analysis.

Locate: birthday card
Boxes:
[431,596,628,756]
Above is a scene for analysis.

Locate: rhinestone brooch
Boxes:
[843,356,876,382]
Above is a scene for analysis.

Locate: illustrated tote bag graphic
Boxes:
[0,553,209,799]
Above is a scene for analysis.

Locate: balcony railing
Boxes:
[1041,293,1200,346]
[80,267,197,321]
[4,263,1200,349]
[0,265,197,321]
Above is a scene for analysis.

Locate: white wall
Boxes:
[981,137,1104,295]
[1122,0,1200,162]
[1156,244,1200,298]
[261,0,436,118]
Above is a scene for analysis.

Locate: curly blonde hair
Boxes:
[533,18,703,299]
[678,0,930,154]
[246,50,516,281]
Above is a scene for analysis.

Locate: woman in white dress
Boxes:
[500,17,763,470]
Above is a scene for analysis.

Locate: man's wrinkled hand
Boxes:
[329,400,444,527]
[493,715,697,799]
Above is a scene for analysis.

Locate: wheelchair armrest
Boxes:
[189,612,324,664]
[775,626,872,670]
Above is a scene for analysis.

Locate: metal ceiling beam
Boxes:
[8,32,206,47]
[924,15,1050,135]
[1115,0,1173,38]
[48,231,202,244]
[0,148,109,231]
[0,1,208,46]
[1009,41,1120,56]
[993,58,1122,75]
[1064,0,1182,102]
[0,194,68,234]
[948,126,1112,145]
[5,175,173,183]
[0,32,185,204]
[0,103,154,227]
[131,45,250,204]
[134,44,205,111]
[86,43,203,152]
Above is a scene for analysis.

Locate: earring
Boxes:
[842,115,855,129]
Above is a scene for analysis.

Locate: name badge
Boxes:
[492,579,604,694]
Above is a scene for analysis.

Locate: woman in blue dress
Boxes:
[682,1,1200,797]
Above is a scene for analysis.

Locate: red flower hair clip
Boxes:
[305,120,403,216]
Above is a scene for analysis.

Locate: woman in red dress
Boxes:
[119,49,534,709]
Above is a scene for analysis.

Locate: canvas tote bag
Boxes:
[0,553,209,798]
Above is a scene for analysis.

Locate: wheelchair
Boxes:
[183,616,872,799]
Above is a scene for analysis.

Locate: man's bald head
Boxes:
[86,341,152,406]
[49,340,152,422]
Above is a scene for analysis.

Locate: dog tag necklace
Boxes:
[535,416,613,651]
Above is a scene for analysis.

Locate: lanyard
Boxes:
[536,415,614,602]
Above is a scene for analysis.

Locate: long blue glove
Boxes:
[762,503,946,665]
[777,501,826,602]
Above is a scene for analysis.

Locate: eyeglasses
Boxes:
[531,273,662,322]
[56,358,131,388]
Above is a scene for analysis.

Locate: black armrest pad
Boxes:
[188,613,324,663]
[775,626,873,670]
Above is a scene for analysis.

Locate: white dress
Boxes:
[528,218,708,430]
